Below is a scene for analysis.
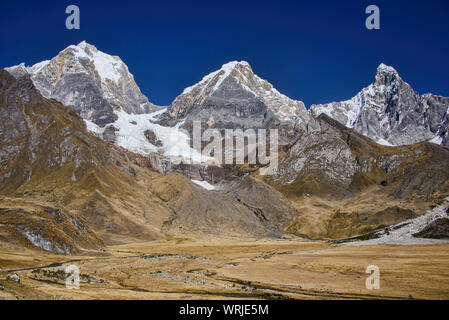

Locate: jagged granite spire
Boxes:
[310,63,449,146]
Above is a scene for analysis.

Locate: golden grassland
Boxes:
[1,237,448,300]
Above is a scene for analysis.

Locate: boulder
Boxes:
[7,274,20,283]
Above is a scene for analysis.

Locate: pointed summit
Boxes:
[168,60,310,125]
[376,63,398,75]
[5,62,28,78]
[162,60,312,143]
[5,42,157,125]
[77,40,88,47]
[375,63,401,86]
[182,60,252,95]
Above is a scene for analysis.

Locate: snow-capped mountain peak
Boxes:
[182,60,250,95]
[374,63,402,89]
[63,41,125,84]
[168,60,311,130]
[6,41,157,126]
[311,63,449,146]
[376,63,398,75]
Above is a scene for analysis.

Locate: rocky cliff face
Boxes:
[0,69,111,192]
[310,64,449,146]
[6,41,158,126]
[160,61,313,145]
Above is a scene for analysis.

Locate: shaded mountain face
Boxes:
[0,69,117,253]
[6,41,158,127]
[160,61,313,145]
[0,69,110,192]
[310,64,449,146]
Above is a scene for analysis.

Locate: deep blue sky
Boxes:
[1,0,448,107]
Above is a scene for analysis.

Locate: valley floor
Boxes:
[0,238,448,300]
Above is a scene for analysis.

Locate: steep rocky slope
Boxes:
[310,64,449,146]
[147,174,297,238]
[6,41,158,126]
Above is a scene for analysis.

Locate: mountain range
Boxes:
[1,41,448,253]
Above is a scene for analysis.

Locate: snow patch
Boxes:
[429,135,444,145]
[84,119,104,135]
[376,138,393,146]
[312,89,367,128]
[84,109,209,162]
[191,179,215,190]
[29,60,50,73]
[19,228,70,254]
